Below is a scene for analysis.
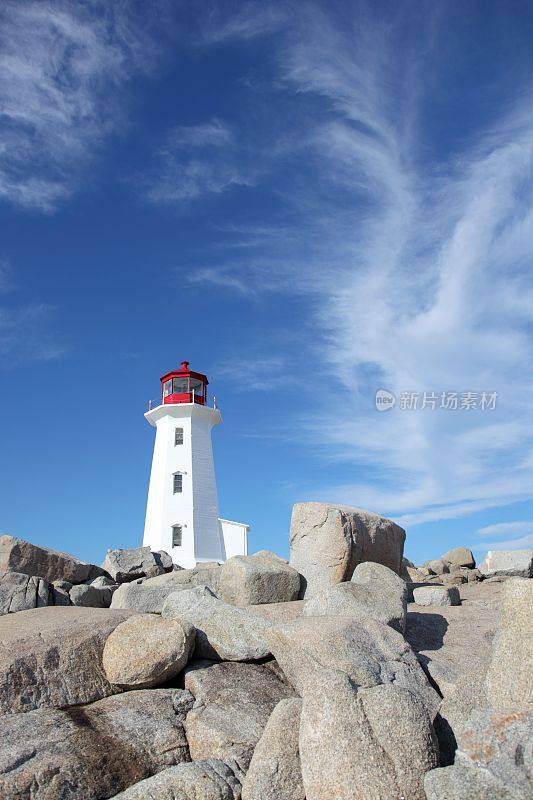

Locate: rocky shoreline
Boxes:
[0,501,531,799]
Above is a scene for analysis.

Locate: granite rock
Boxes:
[183,660,295,773]
[413,585,461,607]
[425,708,532,800]
[102,546,165,583]
[111,565,222,613]
[69,583,114,608]
[303,560,407,633]
[0,534,106,583]
[486,577,533,711]
[0,606,133,714]
[267,615,440,718]
[103,613,195,689]
[441,547,476,570]
[162,585,272,661]
[299,672,439,800]
[479,549,533,578]
[0,571,50,614]
[218,550,300,607]
[111,759,242,799]
[289,502,405,598]
[241,698,304,800]
[0,689,193,799]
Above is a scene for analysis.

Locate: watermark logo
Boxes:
[374,389,498,412]
[375,389,396,412]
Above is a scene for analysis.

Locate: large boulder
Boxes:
[400,555,416,580]
[111,564,222,613]
[402,560,428,584]
[103,613,195,689]
[102,546,165,583]
[218,550,300,606]
[241,698,304,800]
[111,760,242,799]
[299,672,439,800]
[424,708,533,800]
[442,567,482,584]
[0,689,193,799]
[50,579,72,606]
[0,535,106,584]
[486,577,533,711]
[436,668,489,765]
[289,502,405,598]
[0,606,134,714]
[69,583,114,608]
[441,547,475,570]
[266,615,440,718]
[183,661,295,773]
[480,549,533,578]
[303,560,407,633]
[413,585,461,607]
[154,549,175,572]
[0,570,50,614]
[162,585,272,661]
[91,575,118,588]
[424,559,450,575]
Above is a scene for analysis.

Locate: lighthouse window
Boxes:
[163,379,172,397]
[173,378,188,394]
[173,473,183,493]
[175,427,184,446]
[172,525,182,547]
[190,378,204,397]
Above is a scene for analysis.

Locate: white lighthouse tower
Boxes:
[143,360,249,568]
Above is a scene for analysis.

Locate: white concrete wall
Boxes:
[143,403,225,568]
[220,518,249,559]
[191,412,225,563]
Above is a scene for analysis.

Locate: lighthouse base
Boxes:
[167,517,248,568]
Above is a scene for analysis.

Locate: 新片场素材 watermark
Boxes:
[374,390,497,412]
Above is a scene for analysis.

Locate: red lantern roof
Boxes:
[160,360,208,405]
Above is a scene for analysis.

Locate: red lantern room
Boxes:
[160,361,208,406]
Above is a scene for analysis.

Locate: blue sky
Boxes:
[1,0,532,567]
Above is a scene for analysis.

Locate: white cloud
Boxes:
[473,521,533,553]
[192,4,533,527]
[0,258,63,365]
[474,533,533,553]
[0,0,167,211]
[164,120,234,149]
[187,267,254,296]
[146,158,252,204]
[199,3,287,44]
[212,354,293,392]
[476,521,532,539]
[0,302,63,365]
[145,119,256,204]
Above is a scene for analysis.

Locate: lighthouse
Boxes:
[143,360,249,568]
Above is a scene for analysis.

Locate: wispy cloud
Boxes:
[0,0,168,211]
[145,119,255,204]
[0,258,63,366]
[165,119,234,148]
[212,354,294,392]
[476,521,532,539]
[187,266,254,296]
[0,303,64,365]
[0,258,13,293]
[189,3,533,526]
[199,3,287,44]
[473,520,533,554]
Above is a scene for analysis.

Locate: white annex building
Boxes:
[143,360,249,568]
